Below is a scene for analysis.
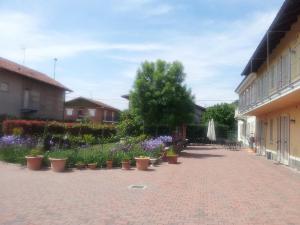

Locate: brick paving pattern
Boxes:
[0,145,300,225]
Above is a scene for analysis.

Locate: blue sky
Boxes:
[0,0,284,109]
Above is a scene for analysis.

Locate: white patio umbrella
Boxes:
[207,120,211,139]
[207,119,216,142]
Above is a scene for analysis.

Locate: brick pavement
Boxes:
[0,145,300,225]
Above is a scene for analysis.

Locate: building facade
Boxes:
[0,57,71,120]
[235,0,300,169]
[64,97,120,124]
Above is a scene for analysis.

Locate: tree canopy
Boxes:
[130,60,195,129]
[201,103,236,131]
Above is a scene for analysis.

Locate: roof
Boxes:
[241,0,300,76]
[194,104,206,111]
[65,97,120,111]
[0,57,71,91]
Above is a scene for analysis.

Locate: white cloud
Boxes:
[0,10,166,63]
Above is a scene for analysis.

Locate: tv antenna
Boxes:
[53,58,58,79]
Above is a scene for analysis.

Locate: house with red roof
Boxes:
[64,97,120,124]
[0,57,71,120]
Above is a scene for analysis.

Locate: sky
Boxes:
[0,0,284,110]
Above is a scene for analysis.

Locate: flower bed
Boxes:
[0,135,177,170]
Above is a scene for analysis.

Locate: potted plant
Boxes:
[162,146,169,162]
[87,162,97,170]
[48,151,68,172]
[106,150,114,169]
[166,148,178,164]
[121,155,131,170]
[135,156,150,170]
[75,161,86,169]
[25,148,44,170]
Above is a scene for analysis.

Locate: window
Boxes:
[270,119,273,143]
[277,58,282,88]
[23,89,30,108]
[104,110,107,121]
[66,108,73,116]
[112,112,115,121]
[31,90,40,109]
[88,109,96,117]
[270,65,275,89]
[0,82,8,92]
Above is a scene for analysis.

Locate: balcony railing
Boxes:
[239,76,300,114]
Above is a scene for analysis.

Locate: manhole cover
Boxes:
[128,185,147,189]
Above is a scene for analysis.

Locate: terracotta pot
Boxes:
[25,155,43,170]
[162,148,168,162]
[106,160,113,169]
[135,157,150,170]
[88,163,97,170]
[167,155,178,164]
[75,163,86,169]
[49,158,67,172]
[122,160,130,170]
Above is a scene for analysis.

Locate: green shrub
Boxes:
[0,147,30,165]
[28,148,43,157]
[3,120,117,138]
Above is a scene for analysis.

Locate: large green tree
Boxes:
[130,60,195,129]
[201,103,236,131]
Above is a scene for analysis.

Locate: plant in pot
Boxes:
[87,152,97,170]
[87,162,97,169]
[142,138,164,165]
[75,161,86,169]
[48,150,68,172]
[134,155,150,170]
[121,154,131,170]
[166,148,178,164]
[106,150,114,169]
[148,146,162,166]
[25,148,44,170]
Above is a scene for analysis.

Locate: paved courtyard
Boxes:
[0,145,300,225]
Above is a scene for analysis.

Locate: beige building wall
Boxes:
[258,105,300,159]
[0,69,65,120]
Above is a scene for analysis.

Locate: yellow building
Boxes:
[235,0,300,169]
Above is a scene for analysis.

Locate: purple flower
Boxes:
[142,138,164,151]
[0,135,35,148]
[157,136,173,144]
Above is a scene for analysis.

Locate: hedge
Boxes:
[186,124,237,143]
[2,120,117,138]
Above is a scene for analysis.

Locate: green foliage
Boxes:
[130,60,195,129]
[166,147,177,156]
[201,103,236,131]
[46,150,71,159]
[117,110,143,137]
[28,148,43,157]
[120,134,148,145]
[83,134,96,145]
[3,120,117,138]
[0,147,30,165]
[121,153,131,161]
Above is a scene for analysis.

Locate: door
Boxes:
[261,122,267,156]
[277,115,290,165]
[256,120,266,155]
